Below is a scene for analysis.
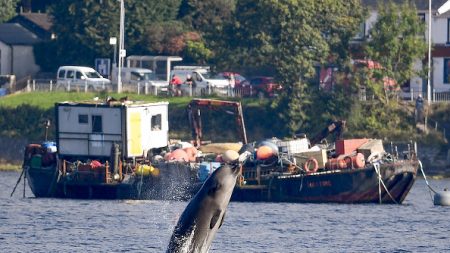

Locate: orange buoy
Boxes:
[183,146,198,162]
[164,152,173,161]
[343,153,365,169]
[304,158,319,173]
[256,145,274,160]
[326,158,347,170]
[352,153,365,168]
[171,148,189,162]
[90,160,102,169]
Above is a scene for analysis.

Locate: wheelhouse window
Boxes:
[78,114,88,124]
[91,115,103,133]
[151,114,162,131]
[444,58,450,84]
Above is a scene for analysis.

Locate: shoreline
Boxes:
[0,161,21,171]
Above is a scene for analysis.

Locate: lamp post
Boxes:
[427,0,432,105]
[117,0,125,93]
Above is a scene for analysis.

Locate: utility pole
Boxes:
[427,0,432,105]
[117,0,125,93]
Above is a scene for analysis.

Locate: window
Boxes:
[418,13,425,39]
[78,114,88,124]
[418,13,425,22]
[75,71,82,79]
[194,72,202,81]
[67,70,74,79]
[448,18,450,44]
[91,115,103,133]
[354,22,365,40]
[131,72,141,81]
[58,70,66,78]
[151,114,162,131]
[444,59,450,84]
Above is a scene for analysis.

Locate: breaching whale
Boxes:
[166,156,243,253]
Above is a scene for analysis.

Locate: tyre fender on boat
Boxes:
[304,158,319,173]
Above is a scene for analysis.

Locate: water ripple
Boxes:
[1,172,450,252]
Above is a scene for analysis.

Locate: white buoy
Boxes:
[222,150,239,163]
[434,188,450,206]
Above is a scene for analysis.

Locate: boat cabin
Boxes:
[55,100,169,160]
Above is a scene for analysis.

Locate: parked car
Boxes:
[217,72,247,87]
[57,66,111,91]
[237,76,282,98]
[111,67,168,93]
[171,66,229,96]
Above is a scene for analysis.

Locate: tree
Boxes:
[178,0,235,36]
[230,0,365,135]
[41,0,182,68]
[364,0,427,101]
[340,1,427,139]
[0,0,19,23]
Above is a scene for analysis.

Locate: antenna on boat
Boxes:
[44,119,51,141]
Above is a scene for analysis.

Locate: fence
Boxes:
[18,79,450,103]
[21,79,264,99]
[358,87,450,103]
[400,89,450,103]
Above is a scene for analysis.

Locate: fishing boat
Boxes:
[187,103,418,204]
[232,148,418,204]
[23,98,197,200]
[230,135,418,204]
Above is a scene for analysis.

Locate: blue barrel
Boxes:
[0,88,7,97]
[42,141,57,153]
[198,162,221,182]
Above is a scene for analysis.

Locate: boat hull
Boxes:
[232,161,418,204]
[26,162,198,200]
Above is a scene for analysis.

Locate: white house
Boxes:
[0,13,53,82]
[363,0,450,97]
[0,23,41,80]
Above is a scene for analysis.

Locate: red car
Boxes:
[237,76,282,98]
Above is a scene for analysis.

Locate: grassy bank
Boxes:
[0,91,273,141]
[0,91,195,109]
[0,159,21,171]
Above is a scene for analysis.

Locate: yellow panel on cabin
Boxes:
[129,112,142,156]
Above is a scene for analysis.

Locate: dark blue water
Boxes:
[1,171,449,252]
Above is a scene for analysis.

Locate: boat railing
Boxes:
[60,159,112,184]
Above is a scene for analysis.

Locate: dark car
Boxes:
[237,76,282,98]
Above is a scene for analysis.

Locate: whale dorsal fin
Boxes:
[210,209,222,229]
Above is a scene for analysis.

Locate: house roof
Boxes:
[8,12,53,40]
[362,0,448,10]
[0,23,42,45]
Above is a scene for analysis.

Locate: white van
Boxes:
[171,66,229,95]
[57,66,111,91]
[111,67,168,93]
